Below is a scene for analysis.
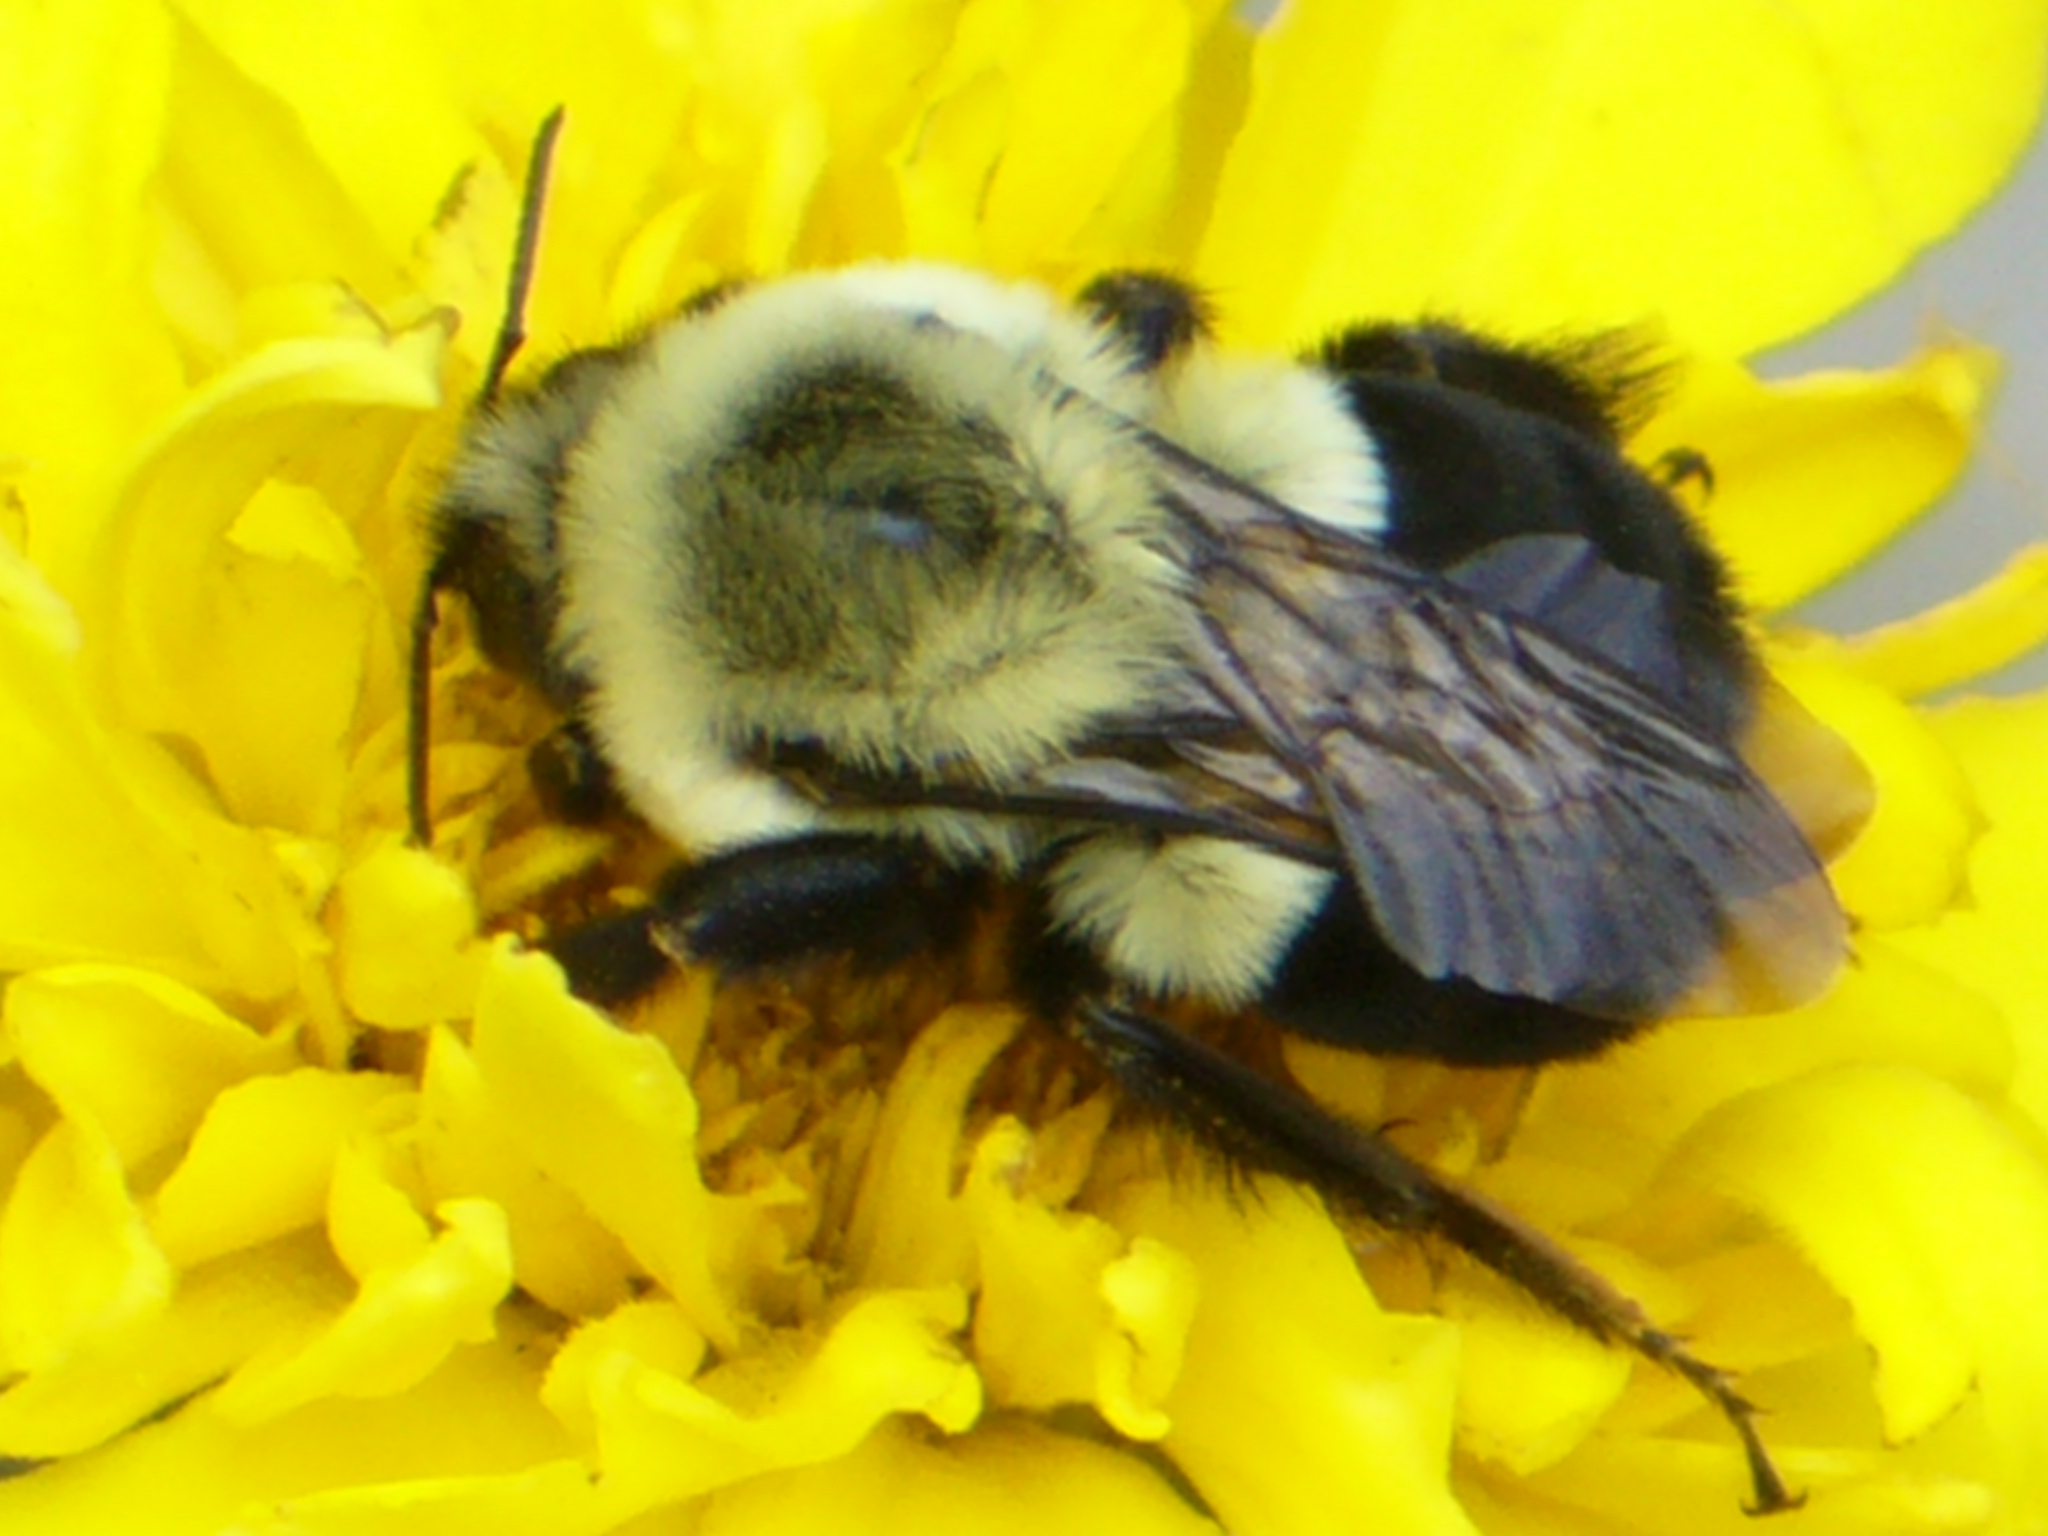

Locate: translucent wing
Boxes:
[1144,444,1848,1018]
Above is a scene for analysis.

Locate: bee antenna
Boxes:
[479,104,566,406]
[408,106,566,848]
[405,582,440,846]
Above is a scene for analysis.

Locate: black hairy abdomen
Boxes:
[1261,874,1642,1064]
[1340,374,1751,739]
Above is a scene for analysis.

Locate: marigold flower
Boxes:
[1,4,2046,1534]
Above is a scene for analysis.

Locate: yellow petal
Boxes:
[92,314,448,753]
[844,1004,1021,1289]
[172,0,478,260]
[541,1299,708,1452]
[211,1461,620,1536]
[961,1117,1130,1419]
[157,22,400,354]
[1842,546,2048,698]
[1109,1172,1478,1536]
[407,3,698,348]
[331,845,485,1029]
[1922,693,2048,854]
[1196,4,2048,355]
[1894,694,2048,1132]
[0,1232,346,1460]
[1514,937,2012,1218]
[151,1068,412,1268]
[0,1119,172,1373]
[466,942,758,1346]
[698,1418,1217,1536]
[584,1287,980,1514]
[1765,641,1979,929]
[416,1026,638,1320]
[1647,345,1994,612]
[215,1199,513,1421]
[0,540,301,999]
[165,485,376,835]
[4,965,293,1169]
[0,0,182,593]
[1442,1271,1631,1475]
[1664,1063,2048,1509]
[0,1337,577,1536]
[327,1134,433,1280]
[974,0,1195,273]
[1095,1234,1199,1442]
[1504,1430,1993,1535]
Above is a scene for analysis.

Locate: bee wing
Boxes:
[1147,444,1849,1019]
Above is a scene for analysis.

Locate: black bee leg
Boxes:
[547,834,987,1008]
[1074,1003,1802,1516]
[1074,270,1214,371]
[1653,446,1717,502]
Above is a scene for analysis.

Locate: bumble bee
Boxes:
[412,116,1862,1513]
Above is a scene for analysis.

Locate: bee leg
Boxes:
[1074,270,1213,371]
[547,834,987,1008]
[1653,446,1717,502]
[1074,1003,1803,1516]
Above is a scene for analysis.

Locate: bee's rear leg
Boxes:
[1073,1002,1802,1516]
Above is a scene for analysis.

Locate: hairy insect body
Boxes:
[419,222,1847,1512]
[432,262,1812,1043]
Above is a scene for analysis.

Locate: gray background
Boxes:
[1765,111,2048,690]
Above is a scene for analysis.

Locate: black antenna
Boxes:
[407,107,567,846]
[479,106,566,407]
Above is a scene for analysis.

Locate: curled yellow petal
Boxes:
[466,942,757,1346]
[216,1199,513,1421]
[91,312,449,750]
[845,1004,1021,1290]
[151,1068,411,1268]
[964,1116,1126,1417]
[1095,1233,1199,1442]
[1842,545,2048,699]
[0,1119,171,1373]
[1663,1064,2048,1503]
[327,1133,433,1280]
[416,1025,638,1320]
[4,964,293,1168]
[541,1298,708,1451]
[585,1287,982,1514]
